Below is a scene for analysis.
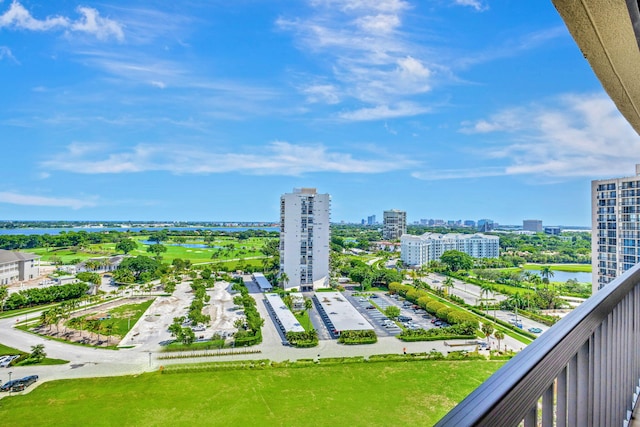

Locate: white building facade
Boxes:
[279,188,330,291]
[0,250,40,285]
[401,233,500,267]
[383,209,407,240]
[592,165,640,293]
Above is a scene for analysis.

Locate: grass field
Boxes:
[29,235,274,266]
[0,360,503,426]
[523,263,591,273]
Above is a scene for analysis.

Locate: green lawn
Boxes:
[0,360,503,426]
[0,343,68,366]
[294,310,313,331]
[29,235,274,266]
[523,263,591,273]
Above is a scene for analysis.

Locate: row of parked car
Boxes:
[0,375,38,392]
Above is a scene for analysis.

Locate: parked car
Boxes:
[365,305,376,310]
[528,327,543,333]
[397,315,412,322]
[20,375,38,387]
[0,380,21,392]
[11,382,26,392]
[370,294,379,298]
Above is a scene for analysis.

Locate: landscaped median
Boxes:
[389,282,478,341]
[337,329,377,344]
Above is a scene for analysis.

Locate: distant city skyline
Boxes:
[2,1,636,226]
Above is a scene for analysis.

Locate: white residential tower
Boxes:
[279,188,330,291]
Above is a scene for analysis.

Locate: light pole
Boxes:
[148,352,152,367]
[8,371,12,395]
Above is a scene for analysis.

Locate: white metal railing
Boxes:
[436,263,640,426]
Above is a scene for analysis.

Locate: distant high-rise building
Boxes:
[464,220,476,228]
[477,219,494,232]
[401,233,500,266]
[367,215,376,226]
[544,226,561,235]
[523,219,543,232]
[383,209,407,240]
[279,188,330,291]
[592,165,640,292]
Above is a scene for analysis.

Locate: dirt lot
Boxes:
[203,281,242,338]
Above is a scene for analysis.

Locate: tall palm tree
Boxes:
[278,272,289,289]
[494,330,505,352]
[443,277,455,296]
[480,283,494,314]
[540,266,554,284]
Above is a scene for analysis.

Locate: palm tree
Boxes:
[480,283,494,314]
[278,272,289,289]
[443,277,455,296]
[508,293,525,324]
[104,323,114,345]
[481,322,494,346]
[540,266,554,284]
[494,330,505,352]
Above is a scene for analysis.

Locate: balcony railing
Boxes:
[436,263,640,426]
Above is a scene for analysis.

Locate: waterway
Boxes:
[530,270,592,284]
[0,226,279,236]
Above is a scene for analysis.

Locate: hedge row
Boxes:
[399,334,476,342]
[157,349,261,360]
[338,330,377,345]
[389,282,478,329]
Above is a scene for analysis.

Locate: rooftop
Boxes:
[314,291,374,332]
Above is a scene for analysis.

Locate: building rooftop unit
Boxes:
[314,292,374,332]
[252,272,273,292]
[264,293,305,333]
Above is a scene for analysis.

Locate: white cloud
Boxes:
[354,14,400,34]
[453,0,489,12]
[70,7,125,41]
[0,1,68,30]
[412,167,505,180]
[339,102,430,121]
[42,141,419,176]
[302,84,340,104]
[0,191,96,209]
[0,2,124,41]
[415,93,640,181]
[311,0,410,14]
[0,45,17,62]
[277,0,437,118]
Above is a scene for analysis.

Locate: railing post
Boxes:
[557,366,567,427]
[542,383,554,427]
[577,341,589,425]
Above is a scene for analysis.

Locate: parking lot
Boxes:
[374,293,439,331]
[344,293,401,336]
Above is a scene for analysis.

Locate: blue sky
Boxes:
[1,0,638,226]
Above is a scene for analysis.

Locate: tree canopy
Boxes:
[440,250,474,272]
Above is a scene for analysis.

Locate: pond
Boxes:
[528,270,591,284]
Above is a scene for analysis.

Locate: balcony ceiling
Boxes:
[552,0,640,135]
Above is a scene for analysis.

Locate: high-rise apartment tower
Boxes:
[592,165,640,293]
[383,209,407,240]
[279,188,330,291]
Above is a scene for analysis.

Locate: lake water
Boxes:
[0,226,279,236]
[140,241,211,248]
[530,270,592,283]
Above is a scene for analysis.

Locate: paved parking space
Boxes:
[378,293,439,331]
[344,292,401,336]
